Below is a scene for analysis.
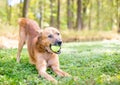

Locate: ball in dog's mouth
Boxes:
[50,45,61,54]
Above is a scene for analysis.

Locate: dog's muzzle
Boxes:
[55,40,62,46]
[50,40,62,54]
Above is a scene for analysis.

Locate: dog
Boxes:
[16,18,70,83]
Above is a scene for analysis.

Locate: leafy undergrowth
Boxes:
[0,41,120,85]
[61,30,120,42]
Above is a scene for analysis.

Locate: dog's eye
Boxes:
[57,33,60,35]
[48,34,53,38]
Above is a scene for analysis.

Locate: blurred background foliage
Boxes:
[0,0,119,30]
[0,0,120,41]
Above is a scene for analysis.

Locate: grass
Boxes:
[0,41,120,85]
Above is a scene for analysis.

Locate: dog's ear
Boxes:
[37,31,42,41]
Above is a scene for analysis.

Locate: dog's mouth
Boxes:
[50,44,61,54]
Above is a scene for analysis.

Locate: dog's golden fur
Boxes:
[16,18,70,83]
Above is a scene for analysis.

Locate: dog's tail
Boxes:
[18,18,28,27]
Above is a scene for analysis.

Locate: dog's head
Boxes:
[37,27,62,54]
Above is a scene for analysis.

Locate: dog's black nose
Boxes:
[56,40,62,46]
[58,41,62,45]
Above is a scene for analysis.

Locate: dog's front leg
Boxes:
[49,57,70,77]
[52,65,70,77]
[36,60,57,83]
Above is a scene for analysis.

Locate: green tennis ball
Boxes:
[51,45,61,52]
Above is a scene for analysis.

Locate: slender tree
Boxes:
[88,1,92,30]
[76,0,83,30]
[6,0,12,24]
[117,0,120,32]
[50,0,55,27]
[22,0,29,18]
[18,0,23,17]
[110,1,113,30]
[67,0,73,29]
[39,1,43,28]
[97,0,100,29]
[57,0,60,29]
[82,0,88,29]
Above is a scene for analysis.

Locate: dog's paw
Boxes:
[57,71,71,77]
[52,79,58,84]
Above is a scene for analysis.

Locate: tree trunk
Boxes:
[22,0,29,18]
[76,0,82,30]
[82,1,87,29]
[39,1,43,28]
[6,0,12,24]
[57,0,60,29]
[18,0,23,17]
[110,1,113,30]
[97,0,100,29]
[8,6,12,25]
[50,0,55,27]
[67,0,73,29]
[117,0,120,33]
[88,1,92,30]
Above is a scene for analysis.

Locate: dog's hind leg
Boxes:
[16,28,26,63]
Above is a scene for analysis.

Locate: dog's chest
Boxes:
[42,53,54,60]
[36,52,57,67]
[36,52,54,60]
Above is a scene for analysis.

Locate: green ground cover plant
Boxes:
[0,41,120,85]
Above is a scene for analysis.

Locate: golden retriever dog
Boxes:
[16,18,70,83]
